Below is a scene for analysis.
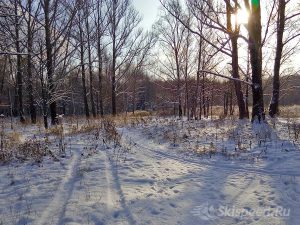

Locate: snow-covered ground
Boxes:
[1,116,300,225]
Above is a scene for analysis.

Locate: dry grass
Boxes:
[102,118,121,146]
[0,133,50,163]
[279,105,300,118]
[15,138,49,163]
[46,125,63,136]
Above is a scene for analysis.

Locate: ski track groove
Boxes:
[104,151,114,210]
[35,150,81,225]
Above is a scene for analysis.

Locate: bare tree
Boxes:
[243,0,265,122]
[155,2,188,118]
[22,0,40,124]
[106,0,141,115]
[93,0,107,116]
[84,1,96,117]
[41,0,78,125]
[77,9,90,118]
[160,0,249,119]
[269,0,300,117]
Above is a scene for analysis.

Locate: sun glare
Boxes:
[231,8,249,25]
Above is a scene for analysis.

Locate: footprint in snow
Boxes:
[113,211,120,218]
[170,203,177,208]
[259,201,264,206]
[151,209,161,215]
[268,196,275,201]
[259,179,266,184]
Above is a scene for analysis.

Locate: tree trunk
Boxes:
[112,51,117,115]
[269,0,285,117]
[193,40,202,120]
[206,96,210,118]
[132,72,137,114]
[27,0,36,124]
[226,1,246,119]
[231,35,247,119]
[97,40,104,116]
[111,1,117,116]
[184,34,190,120]
[175,49,182,118]
[85,8,96,117]
[229,90,234,115]
[79,18,90,118]
[41,75,48,129]
[15,1,25,123]
[202,72,206,118]
[248,0,265,122]
[224,92,229,116]
[39,46,48,129]
[44,0,57,125]
[96,0,104,116]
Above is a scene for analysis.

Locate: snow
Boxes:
[1,116,300,225]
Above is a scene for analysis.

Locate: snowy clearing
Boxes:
[1,116,300,225]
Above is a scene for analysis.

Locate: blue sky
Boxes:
[132,0,161,30]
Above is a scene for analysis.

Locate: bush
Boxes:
[16,138,49,163]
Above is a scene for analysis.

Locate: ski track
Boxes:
[106,150,137,225]
[104,153,114,211]
[35,149,81,225]
[2,122,299,225]
[122,128,300,178]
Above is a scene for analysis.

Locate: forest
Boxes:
[0,0,298,125]
[0,0,300,225]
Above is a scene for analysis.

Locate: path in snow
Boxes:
[1,123,300,225]
[119,127,300,225]
[34,146,81,225]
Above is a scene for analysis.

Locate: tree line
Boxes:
[0,0,299,128]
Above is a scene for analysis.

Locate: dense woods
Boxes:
[0,0,299,127]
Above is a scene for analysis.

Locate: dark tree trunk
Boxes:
[96,0,104,116]
[202,72,206,118]
[112,55,116,116]
[85,8,96,117]
[175,49,182,118]
[193,40,202,120]
[79,18,90,118]
[226,1,246,119]
[97,41,104,116]
[111,1,117,116]
[231,35,247,119]
[245,81,249,118]
[224,92,229,116]
[184,47,190,120]
[27,0,36,124]
[39,45,48,129]
[269,0,286,117]
[229,91,234,116]
[41,76,48,129]
[44,0,57,125]
[206,96,210,118]
[245,51,250,119]
[248,0,265,122]
[132,72,137,114]
[191,19,204,120]
[15,1,25,123]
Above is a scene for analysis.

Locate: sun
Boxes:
[231,8,249,25]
